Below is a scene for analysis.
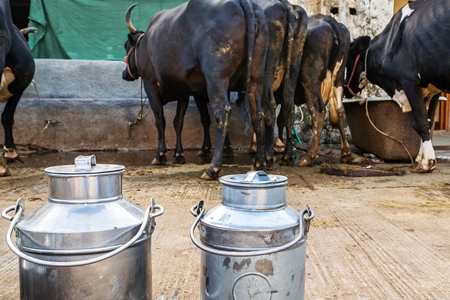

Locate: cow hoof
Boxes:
[0,166,11,177]
[274,145,285,154]
[412,163,436,173]
[265,160,279,170]
[340,153,355,164]
[200,172,214,180]
[151,158,166,165]
[251,163,266,171]
[4,149,20,164]
[223,147,234,157]
[200,168,220,180]
[297,157,312,167]
[173,155,186,164]
[279,155,295,166]
[197,147,211,157]
[5,156,23,164]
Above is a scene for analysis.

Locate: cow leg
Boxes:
[263,98,278,169]
[297,89,325,166]
[172,96,189,164]
[329,86,353,163]
[200,79,231,179]
[145,86,168,165]
[427,94,440,140]
[0,160,10,177]
[194,95,212,157]
[223,133,234,157]
[402,83,436,172]
[278,92,296,165]
[275,106,285,153]
[279,5,307,166]
[2,93,21,163]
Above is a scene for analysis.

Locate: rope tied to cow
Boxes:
[363,98,414,165]
[29,80,59,131]
[357,48,414,165]
[344,46,413,165]
[128,79,148,135]
[124,33,144,79]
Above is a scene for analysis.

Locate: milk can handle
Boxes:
[190,200,314,257]
[2,198,164,267]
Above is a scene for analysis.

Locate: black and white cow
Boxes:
[122,0,268,180]
[290,14,351,166]
[344,0,450,172]
[0,0,36,176]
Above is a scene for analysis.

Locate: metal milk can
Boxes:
[190,170,314,300]
[2,155,164,300]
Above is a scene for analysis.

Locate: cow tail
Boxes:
[324,16,345,70]
[280,0,296,103]
[238,0,256,126]
[323,16,348,127]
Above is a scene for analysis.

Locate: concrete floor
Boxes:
[1,134,450,299]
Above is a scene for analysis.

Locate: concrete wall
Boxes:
[293,0,394,39]
[3,59,250,151]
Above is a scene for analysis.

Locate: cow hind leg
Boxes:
[329,86,353,162]
[145,87,168,166]
[201,104,231,180]
[200,78,232,180]
[2,93,21,163]
[297,90,325,166]
[412,94,439,173]
[275,107,285,154]
[403,84,436,172]
[172,96,189,164]
[223,133,234,157]
[194,95,212,157]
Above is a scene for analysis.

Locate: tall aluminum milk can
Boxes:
[190,170,314,300]
[2,155,164,300]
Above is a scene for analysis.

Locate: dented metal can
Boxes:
[191,171,314,300]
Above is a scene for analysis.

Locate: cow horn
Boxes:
[20,27,39,35]
[126,4,138,34]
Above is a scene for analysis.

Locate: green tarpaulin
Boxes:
[28,0,187,60]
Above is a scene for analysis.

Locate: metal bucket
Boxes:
[2,155,164,300]
[190,171,314,300]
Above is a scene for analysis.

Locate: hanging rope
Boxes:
[128,79,148,133]
[358,48,414,165]
[31,80,59,131]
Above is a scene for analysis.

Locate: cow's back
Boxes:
[143,0,248,93]
[374,0,450,91]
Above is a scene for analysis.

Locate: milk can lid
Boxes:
[219,170,287,187]
[219,171,288,209]
[44,155,125,176]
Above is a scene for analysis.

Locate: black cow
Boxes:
[254,0,307,166]
[344,0,450,173]
[289,14,351,166]
[195,0,308,167]
[0,0,35,176]
[122,0,268,180]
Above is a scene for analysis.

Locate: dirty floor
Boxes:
[0,143,449,299]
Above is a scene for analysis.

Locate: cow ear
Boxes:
[354,35,371,53]
[128,34,135,45]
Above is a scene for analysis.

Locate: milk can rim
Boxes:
[219,173,288,186]
[44,164,125,176]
